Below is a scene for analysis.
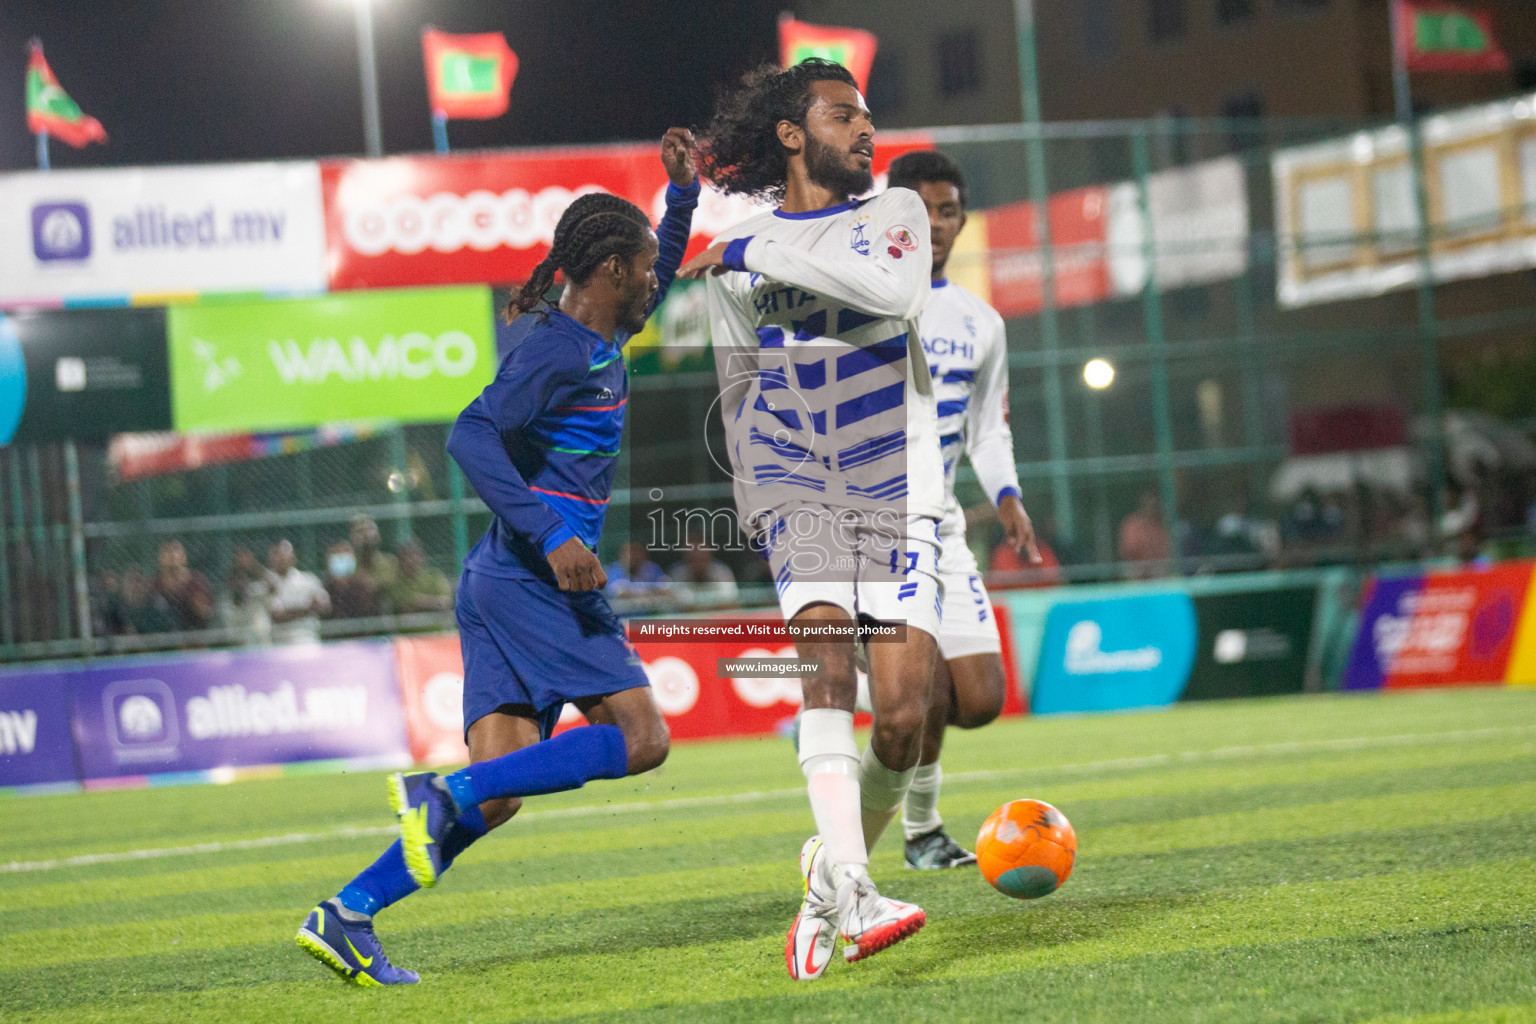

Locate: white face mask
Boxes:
[328,553,356,578]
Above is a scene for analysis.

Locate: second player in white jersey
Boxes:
[883,149,1042,873]
[924,276,1020,643]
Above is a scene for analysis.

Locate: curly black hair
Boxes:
[697,58,858,204]
[506,192,653,322]
[887,150,968,209]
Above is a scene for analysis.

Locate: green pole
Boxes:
[1234,245,1266,501]
[1013,0,1075,541]
[1389,0,1448,537]
[64,440,93,651]
[448,458,469,567]
[1132,129,1182,574]
[8,453,30,642]
[389,424,413,546]
[0,450,12,647]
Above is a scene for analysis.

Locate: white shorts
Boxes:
[936,520,1003,661]
[764,503,943,642]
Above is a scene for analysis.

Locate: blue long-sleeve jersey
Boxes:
[447,178,698,581]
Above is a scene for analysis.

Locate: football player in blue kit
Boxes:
[295,129,698,986]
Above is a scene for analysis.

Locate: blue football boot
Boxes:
[295,899,420,986]
[389,771,460,888]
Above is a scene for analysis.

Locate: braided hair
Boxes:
[506,192,654,322]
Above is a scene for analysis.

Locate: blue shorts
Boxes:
[456,569,649,738]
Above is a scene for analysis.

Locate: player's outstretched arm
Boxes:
[682,190,932,321]
[647,127,700,317]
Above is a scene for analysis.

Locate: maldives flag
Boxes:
[25,41,107,148]
[778,15,877,95]
[422,28,519,120]
[1395,1,1509,73]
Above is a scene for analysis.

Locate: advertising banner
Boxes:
[1181,586,1317,700]
[0,162,327,307]
[319,135,933,291]
[984,186,1111,318]
[1,308,171,444]
[167,285,495,433]
[1343,562,1533,690]
[1274,91,1536,308]
[68,641,409,781]
[394,633,472,766]
[0,670,78,788]
[1031,592,1198,714]
[1107,156,1250,296]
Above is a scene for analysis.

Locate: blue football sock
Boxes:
[336,804,492,917]
[440,802,489,864]
[442,724,629,811]
[337,842,416,918]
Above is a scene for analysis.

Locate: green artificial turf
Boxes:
[2,687,1534,1023]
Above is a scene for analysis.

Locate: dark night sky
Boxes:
[0,1,781,171]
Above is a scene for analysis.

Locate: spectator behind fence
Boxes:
[154,539,214,631]
[605,541,673,603]
[220,546,272,645]
[386,540,453,614]
[668,533,739,610]
[326,539,384,620]
[1119,490,1171,579]
[351,515,399,598]
[115,567,175,635]
[266,540,329,644]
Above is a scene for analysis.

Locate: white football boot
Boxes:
[836,872,926,962]
[784,836,839,981]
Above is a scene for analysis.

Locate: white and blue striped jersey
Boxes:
[920,279,1021,549]
[706,188,944,526]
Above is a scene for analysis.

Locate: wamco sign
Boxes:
[169,286,495,432]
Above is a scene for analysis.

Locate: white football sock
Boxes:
[859,744,917,853]
[798,708,867,883]
[902,762,943,840]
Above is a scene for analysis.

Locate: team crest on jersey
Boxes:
[850,216,871,256]
[886,225,918,252]
[964,314,977,337]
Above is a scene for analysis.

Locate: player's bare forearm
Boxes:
[999,495,1042,563]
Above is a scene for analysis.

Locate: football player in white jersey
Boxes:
[885,150,1041,870]
[681,59,941,979]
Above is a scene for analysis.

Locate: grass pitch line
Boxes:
[5,722,1531,876]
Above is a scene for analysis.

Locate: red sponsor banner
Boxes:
[394,633,472,765]
[985,185,1110,318]
[993,603,1027,715]
[1374,562,1533,688]
[393,602,1024,764]
[320,136,932,292]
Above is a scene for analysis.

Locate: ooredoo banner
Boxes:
[1343,562,1533,690]
[0,669,77,788]
[0,162,327,307]
[167,285,496,433]
[320,135,933,291]
[67,641,409,782]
